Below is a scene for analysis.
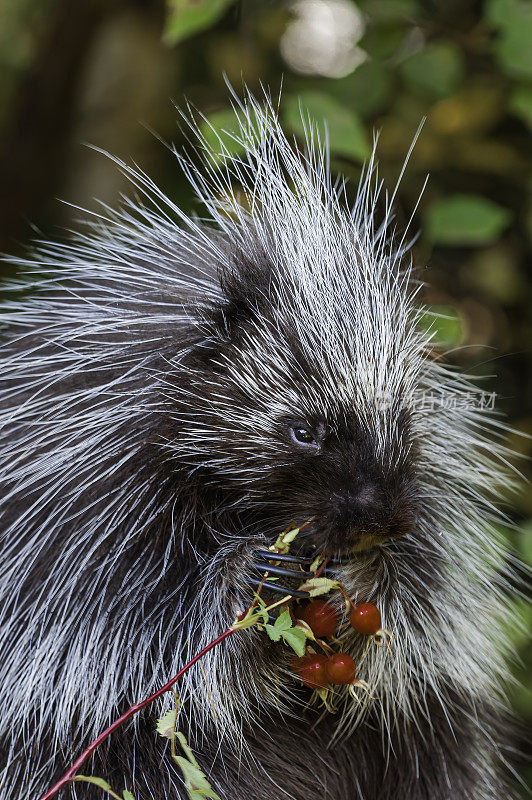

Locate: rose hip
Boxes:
[326,653,356,685]
[350,602,381,635]
[291,654,329,689]
[301,599,338,637]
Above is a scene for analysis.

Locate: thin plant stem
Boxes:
[38,593,295,800]
[38,625,235,800]
[38,520,318,800]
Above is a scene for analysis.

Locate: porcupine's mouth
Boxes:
[247,515,410,600]
[344,521,410,554]
[303,520,410,560]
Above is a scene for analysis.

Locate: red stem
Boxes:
[39,626,235,800]
[39,519,317,799]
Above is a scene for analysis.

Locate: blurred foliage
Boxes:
[425,194,512,246]
[164,0,238,44]
[0,0,530,791]
[283,90,370,160]
[417,305,464,347]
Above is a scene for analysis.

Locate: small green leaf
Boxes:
[163,0,237,46]
[425,195,512,246]
[271,523,301,553]
[74,776,113,792]
[265,609,292,642]
[174,733,221,800]
[265,611,312,655]
[417,306,464,347]
[486,0,532,79]
[283,92,370,162]
[123,791,136,800]
[281,625,308,656]
[156,708,177,739]
[298,577,338,597]
[309,554,325,573]
[495,19,532,79]
[176,731,201,767]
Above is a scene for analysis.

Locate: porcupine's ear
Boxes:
[213,296,258,340]
[185,284,261,371]
[185,247,274,369]
[213,250,273,341]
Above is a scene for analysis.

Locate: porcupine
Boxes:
[0,91,521,800]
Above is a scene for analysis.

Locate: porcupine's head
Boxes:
[0,90,515,795]
[149,95,513,751]
[169,113,422,561]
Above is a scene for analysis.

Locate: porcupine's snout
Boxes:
[298,439,419,555]
[323,479,416,552]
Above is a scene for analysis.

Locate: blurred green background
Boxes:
[0,0,530,792]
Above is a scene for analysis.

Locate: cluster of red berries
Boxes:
[291,598,382,689]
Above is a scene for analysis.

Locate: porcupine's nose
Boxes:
[325,480,415,551]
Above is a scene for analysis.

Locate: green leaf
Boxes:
[495,15,532,79]
[425,195,512,246]
[163,0,237,46]
[399,42,464,99]
[271,523,301,553]
[264,609,292,642]
[297,577,338,597]
[486,0,532,79]
[123,791,136,800]
[176,731,201,767]
[174,733,221,800]
[176,757,221,799]
[281,625,308,656]
[156,708,177,739]
[265,611,311,655]
[283,91,370,162]
[74,776,113,792]
[416,306,463,347]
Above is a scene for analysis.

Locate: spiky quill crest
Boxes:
[0,91,520,799]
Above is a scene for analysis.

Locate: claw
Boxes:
[253,549,314,564]
[247,577,310,598]
[252,562,314,579]
[247,547,348,600]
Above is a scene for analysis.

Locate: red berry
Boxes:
[291,654,329,689]
[290,602,308,621]
[326,653,356,685]
[301,599,338,637]
[350,602,381,635]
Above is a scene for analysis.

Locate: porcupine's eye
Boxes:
[289,425,317,446]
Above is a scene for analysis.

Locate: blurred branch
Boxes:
[0,0,150,251]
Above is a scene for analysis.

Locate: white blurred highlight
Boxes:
[280,0,366,78]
